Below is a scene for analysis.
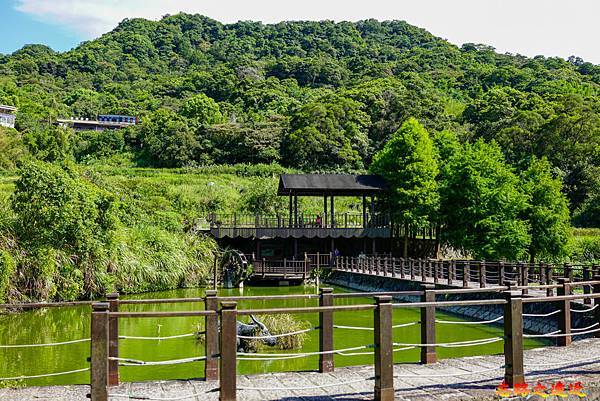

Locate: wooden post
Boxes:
[564,263,573,282]
[583,266,592,305]
[420,259,426,282]
[434,260,439,284]
[106,293,119,386]
[463,262,470,288]
[410,259,416,281]
[447,261,453,286]
[546,264,554,296]
[594,274,600,339]
[220,302,237,401]
[556,278,571,346]
[376,256,381,276]
[519,262,528,295]
[503,290,524,387]
[319,288,334,373]
[90,302,109,401]
[374,296,394,401]
[421,284,436,364]
[479,261,486,288]
[204,290,219,381]
[498,261,505,287]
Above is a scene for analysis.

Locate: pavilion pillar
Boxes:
[324,195,328,228]
[294,195,298,227]
[255,239,261,259]
[362,195,367,228]
[371,196,375,225]
[288,193,293,226]
[330,196,335,228]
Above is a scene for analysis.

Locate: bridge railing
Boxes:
[334,256,600,292]
[87,280,600,401]
[208,212,392,229]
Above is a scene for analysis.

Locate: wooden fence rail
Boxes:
[89,277,600,401]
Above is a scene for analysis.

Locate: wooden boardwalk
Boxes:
[5,338,600,401]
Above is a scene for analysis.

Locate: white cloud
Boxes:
[14,0,600,63]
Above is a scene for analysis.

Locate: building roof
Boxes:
[0,105,17,112]
[278,174,388,196]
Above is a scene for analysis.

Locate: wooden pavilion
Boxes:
[209,173,396,259]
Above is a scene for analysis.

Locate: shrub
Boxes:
[248,314,310,351]
[12,160,116,252]
[0,250,16,303]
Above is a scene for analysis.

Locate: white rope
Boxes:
[0,338,90,348]
[110,356,207,366]
[119,333,197,341]
[435,316,503,325]
[333,324,372,331]
[0,367,89,381]
[394,365,503,378]
[523,310,560,317]
[572,304,598,313]
[572,322,599,331]
[393,322,420,328]
[523,330,561,338]
[238,376,374,391]
[337,346,416,356]
[109,391,216,400]
[393,337,503,348]
[524,327,600,338]
[333,322,419,331]
[237,344,374,360]
[237,327,316,340]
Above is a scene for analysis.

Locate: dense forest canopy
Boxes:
[0,14,599,302]
[0,14,598,226]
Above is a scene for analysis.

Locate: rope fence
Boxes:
[0,367,89,381]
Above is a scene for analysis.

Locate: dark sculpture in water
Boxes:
[236,315,277,352]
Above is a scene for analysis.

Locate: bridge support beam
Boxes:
[204,290,219,381]
[319,288,334,373]
[374,296,394,401]
[90,302,109,401]
[107,293,120,386]
[594,274,600,338]
[420,284,436,364]
[557,278,572,346]
[220,302,238,401]
[503,290,524,387]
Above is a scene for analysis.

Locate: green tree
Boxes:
[180,93,224,124]
[520,157,572,262]
[283,95,370,170]
[370,118,439,255]
[440,140,530,260]
[138,109,201,167]
[12,161,116,251]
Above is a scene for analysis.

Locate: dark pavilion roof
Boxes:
[277,174,389,196]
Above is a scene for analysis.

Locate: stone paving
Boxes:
[4,338,600,401]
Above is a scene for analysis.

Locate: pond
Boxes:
[0,285,545,386]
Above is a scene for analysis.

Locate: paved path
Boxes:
[4,338,600,401]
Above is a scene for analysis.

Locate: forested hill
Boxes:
[0,14,599,223]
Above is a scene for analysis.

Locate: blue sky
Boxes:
[0,1,84,54]
[1,0,599,63]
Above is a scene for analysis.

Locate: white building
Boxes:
[0,105,17,128]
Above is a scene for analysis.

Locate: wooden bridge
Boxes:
[249,254,599,294]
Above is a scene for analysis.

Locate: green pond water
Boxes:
[0,285,546,386]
